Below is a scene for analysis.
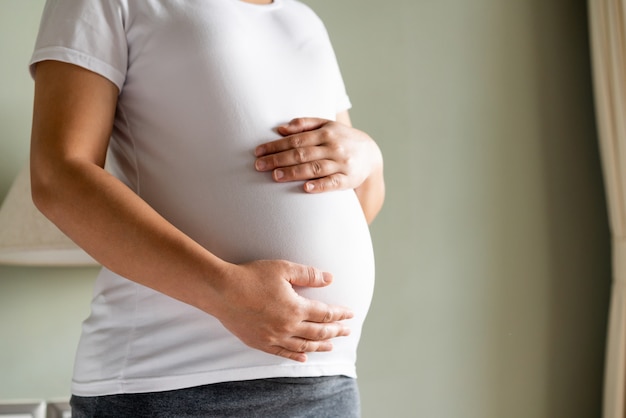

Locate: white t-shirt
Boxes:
[31,0,375,396]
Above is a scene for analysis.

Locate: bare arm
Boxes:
[30,60,353,362]
[336,111,385,223]
[254,112,385,223]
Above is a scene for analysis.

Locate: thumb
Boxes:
[277,117,329,136]
[287,265,333,288]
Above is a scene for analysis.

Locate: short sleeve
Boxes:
[333,59,352,114]
[332,51,352,114]
[29,0,128,91]
[318,18,352,114]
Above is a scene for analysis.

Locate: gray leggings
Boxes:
[70,376,360,418]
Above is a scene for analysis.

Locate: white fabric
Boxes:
[30,0,375,396]
[588,1,626,416]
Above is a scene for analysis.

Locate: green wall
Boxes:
[0,1,611,417]
[0,0,101,403]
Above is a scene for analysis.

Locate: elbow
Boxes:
[29,152,80,221]
[364,187,385,225]
[30,154,104,225]
[358,169,385,225]
[30,159,59,218]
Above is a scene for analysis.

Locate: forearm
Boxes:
[29,60,228,314]
[31,158,228,314]
[333,111,385,223]
[355,155,385,224]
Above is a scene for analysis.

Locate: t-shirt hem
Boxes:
[71,363,357,397]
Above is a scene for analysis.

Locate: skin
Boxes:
[30,57,384,362]
[255,114,384,224]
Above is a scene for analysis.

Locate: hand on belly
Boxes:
[211,259,355,363]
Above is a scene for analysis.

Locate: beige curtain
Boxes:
[589,1,626,417]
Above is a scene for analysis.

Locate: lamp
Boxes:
[0,163,98,266]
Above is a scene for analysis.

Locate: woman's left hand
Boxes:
[254,117,382,193]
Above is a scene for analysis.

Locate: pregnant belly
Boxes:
[78,159,377,387]
[144,171,375,317]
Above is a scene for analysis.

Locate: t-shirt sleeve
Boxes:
[29,0,128,91]
[321,25,352,114]
[331,49,352,114]
[302,3,351,115]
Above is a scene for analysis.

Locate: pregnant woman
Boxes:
[29,0,385,416]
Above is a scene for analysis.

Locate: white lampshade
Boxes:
[0,163,98,266]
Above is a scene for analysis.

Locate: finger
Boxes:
[270,346,308,363]
[255,145,328,171]
[296,321,351,341]
[276,117,330,136]
[271,160,339,183]
[255,131,320,158]
[305,299,355,323]
[286,264,333,288]
[279,337,334,355]
[269,339,335,362]
[303,173,346,193]
[256,118,337,157]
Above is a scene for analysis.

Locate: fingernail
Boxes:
[255,160,266,170]
[322,272,333,283]
[255,146,265,157]
[304,183,314,192]
[275,169,284,179]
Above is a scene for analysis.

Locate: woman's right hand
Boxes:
[213,260,354,362]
